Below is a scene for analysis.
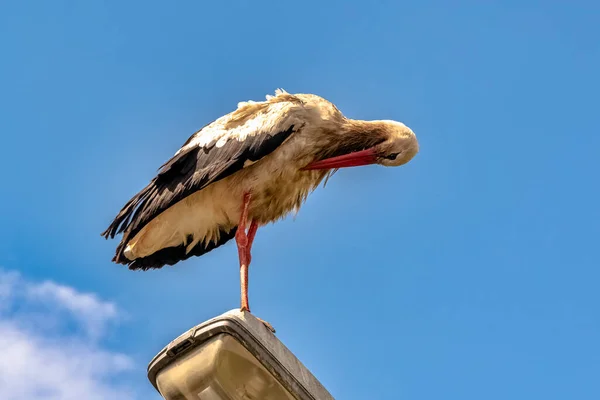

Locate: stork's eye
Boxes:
[383,152,400,160]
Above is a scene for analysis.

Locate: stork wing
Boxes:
[101,93,304,264]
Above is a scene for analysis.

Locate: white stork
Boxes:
[102,89,419,327]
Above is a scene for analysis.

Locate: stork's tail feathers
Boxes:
[119,227,237,271]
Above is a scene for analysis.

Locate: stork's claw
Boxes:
[256,317,276,333]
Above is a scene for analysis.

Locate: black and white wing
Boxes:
[101,90,305,268]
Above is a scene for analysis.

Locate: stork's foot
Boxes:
[256,317,276,333]
[240,308,276,333]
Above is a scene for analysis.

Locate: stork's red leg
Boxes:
[236,193,252,312]
[234,193,275,333]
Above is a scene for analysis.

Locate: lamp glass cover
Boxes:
[155,333,296,400]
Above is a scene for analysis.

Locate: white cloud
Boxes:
[0,269,140,400]
[25,280,119,340]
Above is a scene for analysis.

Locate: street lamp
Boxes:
[147,309,334,400]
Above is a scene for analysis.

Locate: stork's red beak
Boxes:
[301,148,378,170]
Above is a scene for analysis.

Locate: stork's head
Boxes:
[302,120,419,171]
[370,120,419,167]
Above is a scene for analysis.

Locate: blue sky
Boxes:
[1,1,599,399]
